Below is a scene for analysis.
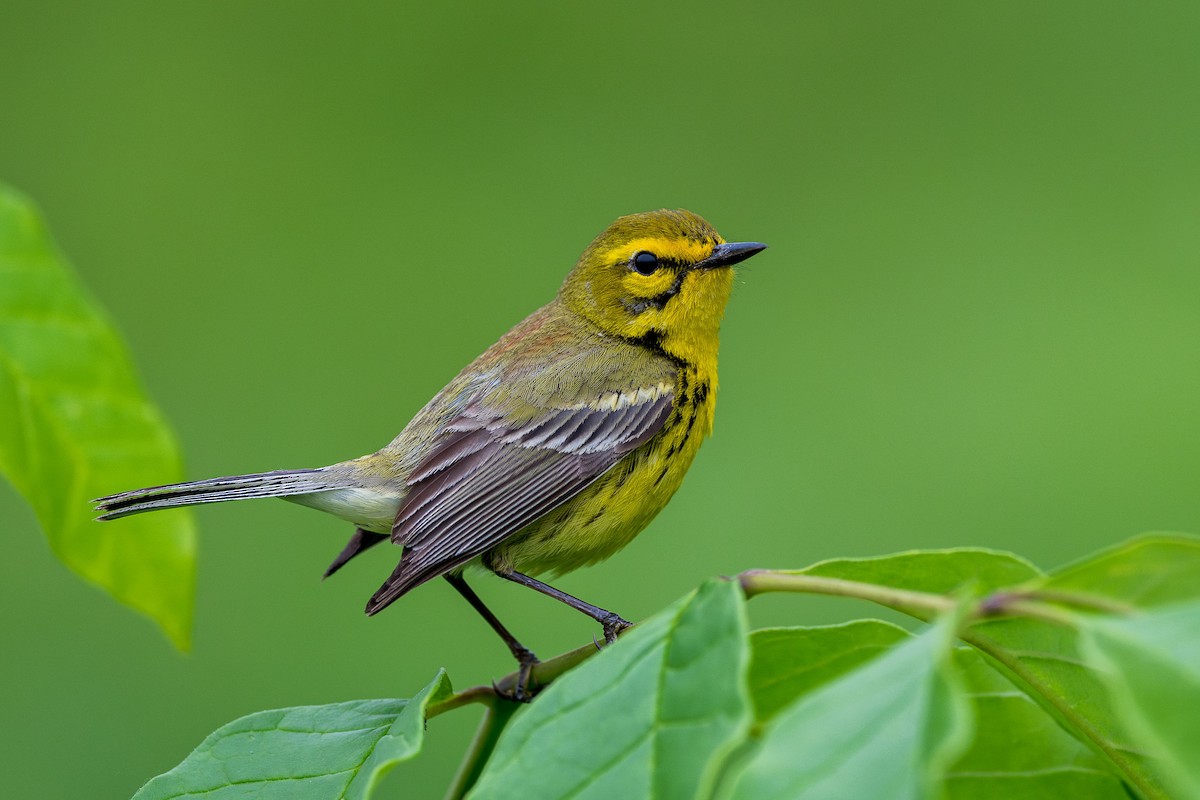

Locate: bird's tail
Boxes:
[94,468,341,520]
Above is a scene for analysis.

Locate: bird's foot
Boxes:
[495,648,540,703]
[601,614,632,645]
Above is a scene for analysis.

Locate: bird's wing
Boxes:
[365,383,674,614]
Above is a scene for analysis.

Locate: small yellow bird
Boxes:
[96,209,765,694]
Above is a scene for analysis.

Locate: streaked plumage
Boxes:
[96,209,766,696]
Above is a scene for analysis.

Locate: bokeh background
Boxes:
[2,3,1199,797]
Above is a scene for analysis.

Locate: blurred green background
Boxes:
[2,2,1198,797]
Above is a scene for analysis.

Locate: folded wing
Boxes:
[365,386,674,614]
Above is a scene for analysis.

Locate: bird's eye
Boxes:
[632,251,659,275]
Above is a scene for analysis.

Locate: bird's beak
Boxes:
[697,241,768,270]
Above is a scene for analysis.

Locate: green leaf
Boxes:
[1079,601,1200,799]
[962,534,1200,799]
[770,535,1200,798]
[469,578,751,800]
[1027,532,1200,608]
[725,613,972,800]
[747,620,910,722]
[943,648,1126,800]
[0,184,195,649]
[133,671,453,800]
[793,547,1044,598]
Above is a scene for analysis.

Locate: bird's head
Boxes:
[559,209,766,363]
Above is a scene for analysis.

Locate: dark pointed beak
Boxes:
[697,241,768,270]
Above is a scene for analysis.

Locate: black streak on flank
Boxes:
[665,438,679,459]
[653,464,670,487]
[693,380,710,406]
[613,465,632,489]
[682,405,700,442]
[585,508,605,526]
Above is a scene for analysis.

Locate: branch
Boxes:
[429,568,1114,716]
[443,700,520,800]
[427,638,606,718]
[429,637,614,799]
[738,570,956,618]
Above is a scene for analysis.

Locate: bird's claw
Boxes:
[492,675,534,704]
[492,651,540,703]
[601,616,632,645]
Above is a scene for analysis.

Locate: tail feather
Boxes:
[323,528,391,578]
[94,468,338,520]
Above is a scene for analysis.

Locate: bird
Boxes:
[95,209,766,697]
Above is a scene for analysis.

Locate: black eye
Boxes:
[632,251,659,275]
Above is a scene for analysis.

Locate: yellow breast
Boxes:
[496,364,717,577]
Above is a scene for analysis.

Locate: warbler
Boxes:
[96,209,766,694]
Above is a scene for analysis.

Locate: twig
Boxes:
[427,637,615,718]
[443,700,520,800]
[738,570,956,618]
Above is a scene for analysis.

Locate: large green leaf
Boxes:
[795,547,1044,597]
[781,535,1200,798]
[1026,532,1200,607]
[743,621,1126,798]
[469,578,751,800]
[747,620,909,722]
[943,648,1126,799]
[1079,600,1200,800]
[0,184,195,649]
[725,613,972,800]
[963,534,1200,799]
[133,671,452,800]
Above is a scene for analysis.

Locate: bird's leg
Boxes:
[494,569,632,644]
[444,573,539,702]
